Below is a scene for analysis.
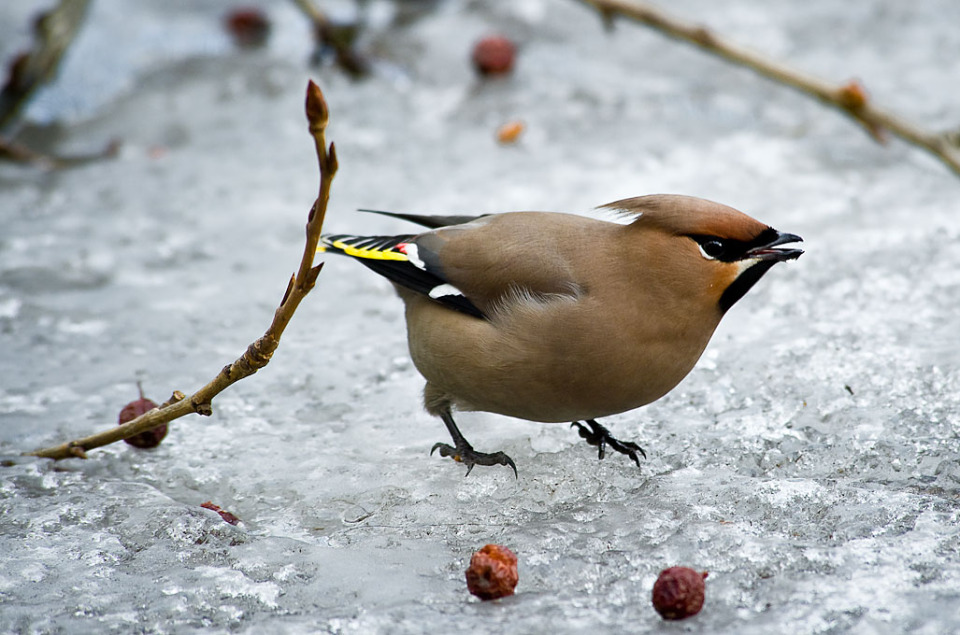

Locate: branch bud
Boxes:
[327,141,339,173]
[305,80,329,129]
[837,79,868,111]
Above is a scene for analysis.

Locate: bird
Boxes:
[317,194,803,476]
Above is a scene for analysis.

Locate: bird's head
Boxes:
[605,194,803,313]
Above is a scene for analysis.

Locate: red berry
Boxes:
[652,567,708,620]
[465,544,518,600]
[225,8,271,49]
[201,501,241,525]
[119,384,166,449]
[471,36,516,76]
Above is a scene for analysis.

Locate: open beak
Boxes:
[745,231,804,262]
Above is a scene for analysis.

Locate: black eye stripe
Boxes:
[688,228,780,262]
[690,235,738,261]
[701,240,725,257]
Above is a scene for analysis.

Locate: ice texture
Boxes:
[2,0,960,633]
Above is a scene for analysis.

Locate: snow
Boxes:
[2,0,960,632]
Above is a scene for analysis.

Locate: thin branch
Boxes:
[0,136,118,168]
[0,0,91,131]
[0,0,121,169]
[578,0,960,178]
[27,80,337,461]
[290,0,369,78]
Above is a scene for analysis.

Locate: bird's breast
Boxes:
[403,290,720,423]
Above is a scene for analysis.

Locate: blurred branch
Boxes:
[290,0,369,78]
[0,0,91,131]
[27,80,338,461]
[0,136,118,168]
[578,0,960,178]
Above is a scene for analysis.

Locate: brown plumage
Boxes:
[319,194,802,475]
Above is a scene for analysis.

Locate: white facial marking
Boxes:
[734,258,758,276]
[698,244,717,260]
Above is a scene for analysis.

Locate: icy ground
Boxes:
[2,0,960,632]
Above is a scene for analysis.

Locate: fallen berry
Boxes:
[652,567,708,620]
[496,120,525,144]
[225,8,271,49]
[465,544,518,600]
[119,384,166,449]
[201,501,240,525]
[471,36,516,76]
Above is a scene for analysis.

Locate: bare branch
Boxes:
[578,0,960,178]
[290,0,369,78]
[0,0,91,131]
[0,0,122,169]
[27,80,336,460]
[0,136,119,168]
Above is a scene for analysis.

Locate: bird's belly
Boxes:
[405,296,714,424]
[453,339,700,423]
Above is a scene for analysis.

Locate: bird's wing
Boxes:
[319,212,603,320]
[357,209,491,230]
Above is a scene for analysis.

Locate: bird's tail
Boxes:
[316,233,414,261]
[315,232,486,319]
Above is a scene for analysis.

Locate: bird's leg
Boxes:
[570,419,646,467]
[431,410,518,478]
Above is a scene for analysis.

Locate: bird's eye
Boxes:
[699,239,725,260]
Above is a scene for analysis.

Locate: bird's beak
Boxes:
[745,231,804,262]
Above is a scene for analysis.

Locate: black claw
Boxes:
[571,420,646,468]
[571,421,606,460]
[608,437,646,466]
[430,440,518,479]
[501,454,519,479]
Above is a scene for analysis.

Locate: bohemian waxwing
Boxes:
[318,194,803,476]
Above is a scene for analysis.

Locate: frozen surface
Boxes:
[2,0,960,632]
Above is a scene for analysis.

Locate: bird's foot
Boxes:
[571,419,646,467]
[431,441,518,478]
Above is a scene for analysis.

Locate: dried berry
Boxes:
[201,501,240,525]
[652,567,708,620]
[471,36,516,76]
[465,544,518,600]
[225,8,271,49]
[496,120,525,144]
[119,384,166,449]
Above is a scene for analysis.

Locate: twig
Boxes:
[0,0,91,131]
[0,136,119,168]
[290,0,368,78]
[293,0,370,79]
[0,0,119,169]
[578,0,960,178]
[26,81,337,461]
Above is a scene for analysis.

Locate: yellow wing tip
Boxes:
[332,239,408,262]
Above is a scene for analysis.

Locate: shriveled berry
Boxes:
[496,120,525,144]
[465,544,518,600]
[201,501,240,525]
[225,8,271,49]
[652,567,708,620]
[471,36,516,76]
[119,384,166,449]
